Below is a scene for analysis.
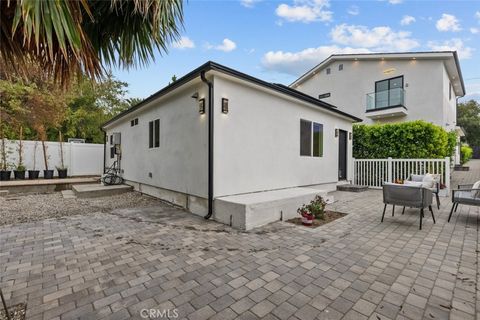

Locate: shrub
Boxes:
[297,195,327,220]
[460,144,473,165]
[353,121,456,159]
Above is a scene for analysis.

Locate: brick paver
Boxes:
[1,160,479,319]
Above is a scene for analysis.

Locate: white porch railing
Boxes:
[353,157,451,194]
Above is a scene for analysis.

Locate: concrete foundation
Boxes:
[72,183,132,198]
[214,187,329,230]
[0,177,100,195]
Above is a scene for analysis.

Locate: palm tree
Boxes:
[0,0,184,84]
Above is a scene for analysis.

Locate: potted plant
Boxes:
[0,137,13,181]
[13,127,26,179]
[28,140,40,179]
[309,195,327,220]
[56,131,68,178]
[38,127,54,179]
[298,204,314,226]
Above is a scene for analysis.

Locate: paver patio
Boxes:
[1,160,479,320]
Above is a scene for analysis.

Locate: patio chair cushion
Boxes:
[454,191,480,206]
[422,173,435,189]
[411,174,424,182]
[472,180,480,198]
[404,181,423,187]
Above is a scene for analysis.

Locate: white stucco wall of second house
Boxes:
[104,79,209,198]
[212,73,354,198]
[295,59,447,127]
[442,66,458,132]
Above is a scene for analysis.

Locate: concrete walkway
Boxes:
[0,161,479,320]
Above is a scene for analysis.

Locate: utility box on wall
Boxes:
[112,132,121,145]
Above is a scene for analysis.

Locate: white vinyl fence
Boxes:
[353,157,451,194]
[2,139,104,177]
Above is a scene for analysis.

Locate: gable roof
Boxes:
[102,61,362,128]
[290,51,465,97]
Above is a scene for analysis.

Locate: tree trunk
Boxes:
[42,140,48,170]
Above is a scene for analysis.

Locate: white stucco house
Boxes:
[291,51,466,164]
[102,62,361,229]
[291,51,465,130]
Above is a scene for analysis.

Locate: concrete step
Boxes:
[61,190,77,199]
[72,183,132,198]
[0,190,9,197]
[336,184,369,192]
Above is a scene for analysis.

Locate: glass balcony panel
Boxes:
[366,88,405,111]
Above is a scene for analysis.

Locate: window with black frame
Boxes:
[375,76,403,109]
[148,119,160,148]
[300,119,323,157]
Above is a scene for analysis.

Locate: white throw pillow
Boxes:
[472,180,480,198]
[404,181,423,187]
[422,173,435,189]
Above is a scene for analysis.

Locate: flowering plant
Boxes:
[297,195,327,220]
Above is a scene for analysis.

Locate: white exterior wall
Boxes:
[295,59,447,127]
[104,80,209,198]
[212,74,354,198]
[3,140,103,177]
[441,66,458,132]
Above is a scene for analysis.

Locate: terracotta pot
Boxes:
[301,215,314,226]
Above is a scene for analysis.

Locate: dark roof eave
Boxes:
[102,61,362,128]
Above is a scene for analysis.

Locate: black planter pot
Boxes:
[43,170,54,179]
[0,170,11,181]
[28,170,40,179]
[14,170,26,180]
[57,169,68,179]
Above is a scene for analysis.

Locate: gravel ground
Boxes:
[0,191,164,226]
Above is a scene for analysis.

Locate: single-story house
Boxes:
[102,61,362,229]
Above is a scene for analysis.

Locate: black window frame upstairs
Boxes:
[374,75,404,108]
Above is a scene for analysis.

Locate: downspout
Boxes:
[201,70,214,219]
[101,129,107,174]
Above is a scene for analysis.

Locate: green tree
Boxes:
[457,100,480,147]
[126,97,144,108]
[1,0,184,84]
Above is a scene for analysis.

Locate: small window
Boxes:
[135,118,138,125]
[300,120,324,157]
[149,119,160,148]
[318,93,331,99]
[131,118,139,126]
[313,123,323,157]
[110,147,115,159]
[338,64,343,71]
[326,68,331,75]
[300,120,312,156]
[110,135,113,145]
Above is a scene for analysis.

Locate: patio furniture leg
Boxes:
[419,209,423,230]
[429,205,435,224]
[402,207,405,215]
[448,203,455,222]
[435,193,440,209]
[381,204,387,222]
[454,203,459,212]
[392,205,395,217]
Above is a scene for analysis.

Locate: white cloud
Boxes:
[400,15,416,26]
[330,24,419,51]
[262,46,371,76]
[476,11,480,20]
[172,36,195,50]
[427,38,473,59]
[389,0,403,4]
[206,38,237,52]
[436,14,461,32]
[240,0,260,8]
[471,28,479,34]
[275,0,332,23]
[347,5,359,16]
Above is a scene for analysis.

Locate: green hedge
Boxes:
[460,144,473,165]
[353,121,457,159]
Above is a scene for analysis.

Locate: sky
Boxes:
[112,0,480,102]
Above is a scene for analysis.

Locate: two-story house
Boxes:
[290,51,465,133]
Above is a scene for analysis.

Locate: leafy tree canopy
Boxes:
[457,100,480,147]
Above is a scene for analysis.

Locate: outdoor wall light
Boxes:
[335,128,339,137]
[222,98,229,114]
[349,132,352,140]
[191,92,199,99]
[199,98,205,114]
